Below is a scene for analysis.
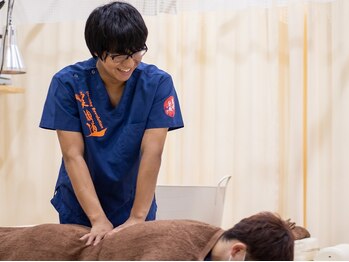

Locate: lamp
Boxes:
[0,0,25,75]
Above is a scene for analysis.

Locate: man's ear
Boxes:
[230,242,247,260]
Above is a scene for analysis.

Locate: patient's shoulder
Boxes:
[0,223,90,237]
[31,223,90,234]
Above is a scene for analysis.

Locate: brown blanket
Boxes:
[0,220,224,260]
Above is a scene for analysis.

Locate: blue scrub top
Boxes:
[40,57,184,227]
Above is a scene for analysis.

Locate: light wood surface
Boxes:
[0,85,25,94]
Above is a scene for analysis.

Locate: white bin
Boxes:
[155,176,231,227]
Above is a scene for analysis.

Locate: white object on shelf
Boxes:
[314,244,349,261]
[0,75,12,85]
[294,237,320,261]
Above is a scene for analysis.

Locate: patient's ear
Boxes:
[230,242,247,261]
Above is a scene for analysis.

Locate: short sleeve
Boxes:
[39,76,82,132]
[146,75,184,131]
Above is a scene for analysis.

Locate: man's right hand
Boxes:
[80,219,114,246]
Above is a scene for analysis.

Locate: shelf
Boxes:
[0,85,25,94]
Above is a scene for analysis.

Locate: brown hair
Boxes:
[222,211,294,261]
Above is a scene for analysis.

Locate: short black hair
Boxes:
[85,1,148,60]
[222,212,294,261]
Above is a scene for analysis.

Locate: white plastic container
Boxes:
[155,176,231,227]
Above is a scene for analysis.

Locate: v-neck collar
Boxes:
[94,71,138,117]
[86,58,139,115]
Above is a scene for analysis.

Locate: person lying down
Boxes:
[0,211,295,261]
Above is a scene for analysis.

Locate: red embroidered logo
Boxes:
[164,96,175,117]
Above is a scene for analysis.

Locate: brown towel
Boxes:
[0,224,99,260]
[0,220,224,261]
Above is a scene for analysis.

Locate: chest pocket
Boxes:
[103,121,147,185]
[120,122,146,158]
[106,122,146,180]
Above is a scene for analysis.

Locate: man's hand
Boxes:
[80,219,113,246]
[105,217,144,237]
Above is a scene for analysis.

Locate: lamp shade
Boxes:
[0,24,26,74]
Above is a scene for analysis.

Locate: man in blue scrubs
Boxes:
[40,1,184,246]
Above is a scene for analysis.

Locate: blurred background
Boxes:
[0,0,348,249]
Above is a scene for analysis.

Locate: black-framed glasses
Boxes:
[106,45,148,64]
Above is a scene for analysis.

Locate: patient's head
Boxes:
[213,211,294,261]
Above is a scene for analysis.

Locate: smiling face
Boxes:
[96,53,141,86]
[85,2,148,83]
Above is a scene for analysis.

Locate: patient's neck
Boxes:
[211,238,237,261]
